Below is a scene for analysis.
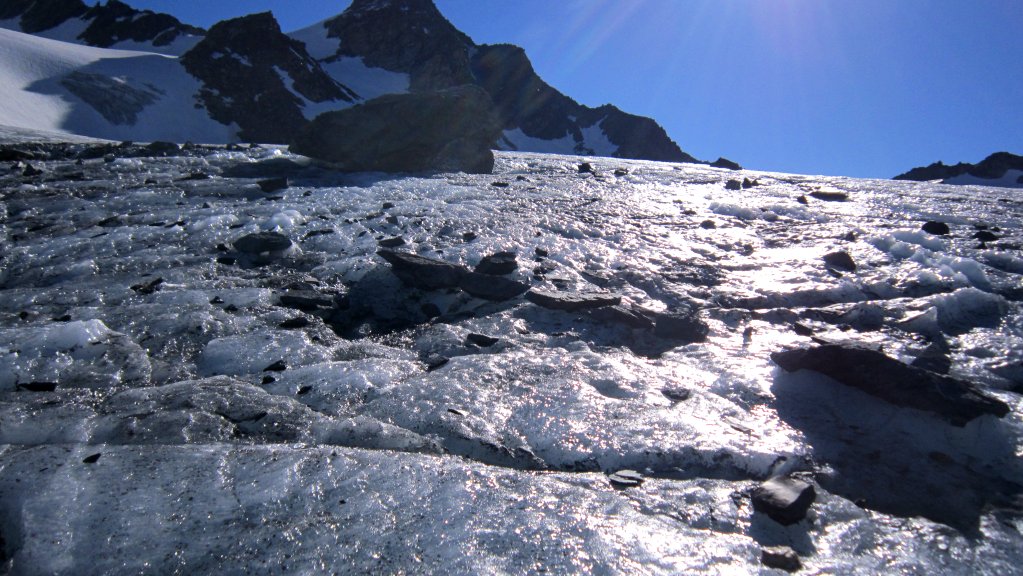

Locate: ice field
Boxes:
[0,141,1021,574]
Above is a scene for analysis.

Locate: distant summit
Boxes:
[895,152,1023,189]
[0,0,204,53]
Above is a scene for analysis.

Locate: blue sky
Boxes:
[126,0,1022,178]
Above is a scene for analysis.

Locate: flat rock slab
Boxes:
[752,476,816,525]
[460,272,529,301]
[525,289,621,312]
[278,290,335,311]
[771,344,1010,426]
[378,250,467,290]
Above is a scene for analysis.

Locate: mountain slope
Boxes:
[0,0,203,54]
[181,13,358,144]
[0,26,233,142]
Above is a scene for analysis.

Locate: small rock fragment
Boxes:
[752,476,816,525]
[82,453,102,464]
[761,546,802,572]
[921,221,950,235]
[725,179,742,191]
[578,162,594,174]
[823,251,856,272]
[466,333,499,347]
[257,177,288,193]
[279,317,311,329]
[263,360,288,372]
[608,469,644,487]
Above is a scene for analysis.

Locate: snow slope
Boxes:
[0,138,1021,574]
[0,27,234,142]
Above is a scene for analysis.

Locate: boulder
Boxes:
[459,272,529,301]
[822,251,856,272]
[761,546,802,572]
[290,85,502,174]
[474,252,518,275]
[921,221,950,235]
[724,179,742,191]
[377,250,467,290]
[752,476,816,525]
[771,344,1010,426]
[653,310,709,343]
[232,232,293,255]
[809,190,848,201]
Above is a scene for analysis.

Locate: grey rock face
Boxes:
[291,85,502,174]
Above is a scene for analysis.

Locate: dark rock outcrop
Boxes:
[771,344,1010,426]
[474,252,518,275]
[181,12,357,143]
[459,272,528,301]
[710,157,742,170]
[653,310,709,343]
[290,85,501,174]
[377,250,466,290]
[895,152,1023,184]
[752,476,816,525]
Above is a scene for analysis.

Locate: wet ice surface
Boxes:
[0,143,1021,574]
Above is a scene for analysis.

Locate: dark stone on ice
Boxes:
[22,163,43,177]
[378,250,466,290]
[466,333,500,347]
[752,476,816,525]
[279,317,311,329]
[809,190,848,201]
[381,202,395,210]
[661,387,691,402]
[588,305,656,330]
[491,181,510,188]
[460,272,529,301]
[725,179,742,191]
[278,290,334,311]
[742,177,759,188]
[130,277,164,295]
[16,382,58,392]
[217,256,236,266]
[614,168,629,177]
[377,236,406,248]
[921,221,950,235]
[525,289,621,312]
[608,469,644,488]
[261,375,276,385]
[699,220,717,229]
[462,231,478,242]
[233,232,293,254]
[534,247,549,258]
[653,309,709,343]
[578,162,594,174]
[179,171,210,181]
[290,85,501,174]
[474,251,518,275]
[974,230,999,242]
[710,157,742,170]
[298,385,313,395]
[425,355,449,372]
[771,344,1010,426]
[145,141,180,156]
[257,177,289,193]
[796,195,808,205]
[792,322,815,336]
[761,546,802,572]
[82,453,102,464]
[263,360,288,372]
[823,251,856,272]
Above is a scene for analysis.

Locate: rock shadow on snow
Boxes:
[770,366,1021,533]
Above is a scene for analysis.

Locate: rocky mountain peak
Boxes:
[181,12,357,143]
[323,0,473,91]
